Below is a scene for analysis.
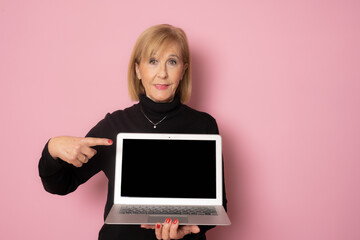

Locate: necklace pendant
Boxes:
[140,106,167,129]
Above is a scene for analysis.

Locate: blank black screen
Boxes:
[121,139,216,199]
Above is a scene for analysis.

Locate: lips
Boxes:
[154,84,169,90]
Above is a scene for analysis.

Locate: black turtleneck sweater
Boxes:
[39,95,227,240]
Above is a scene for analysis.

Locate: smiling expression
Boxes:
[135,43,188,103]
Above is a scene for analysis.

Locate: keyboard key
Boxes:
[120,205,217,216]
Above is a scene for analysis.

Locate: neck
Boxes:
[139,94,181,120]
[146,95,174,104]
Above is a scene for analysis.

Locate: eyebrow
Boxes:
[168,54,180,58]
[150,53,180,59]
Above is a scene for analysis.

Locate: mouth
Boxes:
[154,84,170,90]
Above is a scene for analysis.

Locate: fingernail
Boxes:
[156,223,161,229]
[166,218,171,224]
[173,219,178,224]
[108,140,113,144]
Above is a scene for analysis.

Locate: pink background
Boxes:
[1,0,360,239]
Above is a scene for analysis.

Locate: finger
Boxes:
[80,145,97,159]
[174,225,200,239]
[155,223,162,240]
[161,218,172,240]
[141,224,155,229]
[82,137,113,147]
[72,159,83,168]
[77,154,88,164]
[190,225,200,234]
[169,218,180,239]
[61,148,83,167]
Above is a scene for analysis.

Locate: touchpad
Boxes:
[148,216,188,224]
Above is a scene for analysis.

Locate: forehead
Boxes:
[151,43,181,57]
[142,39,183,60]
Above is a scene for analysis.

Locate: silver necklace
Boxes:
[140,107,168,128]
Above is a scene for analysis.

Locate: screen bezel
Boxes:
[114,133,223,206]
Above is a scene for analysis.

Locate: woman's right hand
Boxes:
[48,136,113,167]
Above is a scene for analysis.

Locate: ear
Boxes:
[183,63,189,71]
[181,63,189,80]
[135,62,142,80]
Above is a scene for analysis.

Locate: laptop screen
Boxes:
[120,139,216,199]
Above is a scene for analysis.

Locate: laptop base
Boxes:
[105,204,231,226]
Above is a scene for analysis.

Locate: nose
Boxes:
[157,63,168,79]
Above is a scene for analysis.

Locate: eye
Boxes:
[168,59,177,65]
[149,58,158,65]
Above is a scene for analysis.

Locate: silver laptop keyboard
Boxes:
[120,205,217,216]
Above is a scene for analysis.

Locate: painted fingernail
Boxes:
[166,218,171,224]
[173,219,178,224]
[156,223,161,229]
[108,140,113,144]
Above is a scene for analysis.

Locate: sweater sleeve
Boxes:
[38,140,102,195]
[205,115,228,210]
[37,113,113,195]
[195,115,228,236]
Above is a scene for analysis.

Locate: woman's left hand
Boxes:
[141,218,200,240]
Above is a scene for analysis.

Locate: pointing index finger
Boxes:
[82,137,113,147]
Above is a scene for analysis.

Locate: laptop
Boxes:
[105,133,231,226]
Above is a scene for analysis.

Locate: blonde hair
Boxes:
[128,24,191,103]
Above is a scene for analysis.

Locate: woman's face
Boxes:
[135,43,188,103]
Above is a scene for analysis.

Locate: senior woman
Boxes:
[39,24,227,240]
